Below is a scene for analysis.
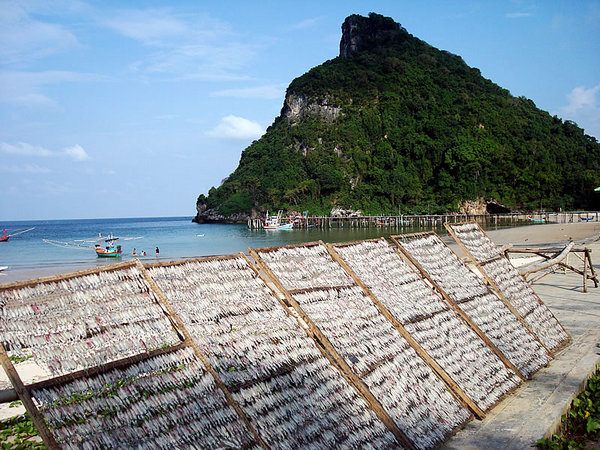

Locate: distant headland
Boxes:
[193,12,600,224]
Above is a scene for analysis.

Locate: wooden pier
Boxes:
[247,211,600,230]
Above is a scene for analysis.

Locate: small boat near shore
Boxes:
[0,227,35,242]
[528,216,546,223]
[95,234,122,257]
[264,211,294,230]
[43,233,142,258]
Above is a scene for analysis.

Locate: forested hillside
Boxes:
[195,13,600,222]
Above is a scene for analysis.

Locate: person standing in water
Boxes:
[155,247,159,258]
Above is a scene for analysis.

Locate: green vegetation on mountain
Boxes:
[197,13,600,220]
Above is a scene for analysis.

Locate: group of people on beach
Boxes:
[132,247,159,258]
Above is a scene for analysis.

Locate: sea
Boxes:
[0,216,513,283]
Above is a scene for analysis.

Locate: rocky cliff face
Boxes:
[192,202,260,224]
[458,198,512,215]
[281,93,341,123]
[340,13,406,58]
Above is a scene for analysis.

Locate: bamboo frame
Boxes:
[0,260,191,448]
[504,248,598,288]
[398,229,554,350]
[147,253,403,449]
[324,242,486,419]
[0,259,139,292]
[241,252,419,448]
[0,258,265,449]
[519,242,574,276]
[0,343,59,449]
[390,232,536,379]
[136,260,268,450]
[0,259,186,356]
[329,238,525,408]
[249,245,417,450]
[444,222,571,353]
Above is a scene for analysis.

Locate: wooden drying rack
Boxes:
[390,231,555,362]
[0,258,268,450]
[443,222,572,353]
[329,237,525,412]
[504,246,598,292]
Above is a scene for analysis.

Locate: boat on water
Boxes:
[43,233,142,258]
[264,211,294,230]
[0,227,35,242]
[527,216,546,223]
[95,234,122,257]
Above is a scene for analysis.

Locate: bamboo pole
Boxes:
[505,249,598,285]
[0,343,59,449]
[586,249,598,288]
[325,242,486,419]
[506,248,589,254]
[584,253,588,293]
[519,242,575,276]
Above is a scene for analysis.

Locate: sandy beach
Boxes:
[485,222,600,246]
[1,221,599,437]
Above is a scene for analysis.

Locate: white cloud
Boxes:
[206,115,264,140]
[0,142,53,157]
[104,8,257,79]
[0,70,106,107]
[289,16,324,30]
[63,144,90,161]
[559,85,600,115]
[211,84,286,99]
[104,9,190,46]
[505,12,533,19]
[556,85,600,138]
[0,3,78,64]
[0,142,91,161]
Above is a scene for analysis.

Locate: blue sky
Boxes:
[1,0,599,220]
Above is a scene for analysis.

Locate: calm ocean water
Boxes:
[0,216,515,282]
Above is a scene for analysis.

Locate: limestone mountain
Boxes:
[194,13,600,223]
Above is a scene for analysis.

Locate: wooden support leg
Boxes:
[586,249,598,288]
[583,254,588,293]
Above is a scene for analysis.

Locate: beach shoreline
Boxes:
[1,222,599,285]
